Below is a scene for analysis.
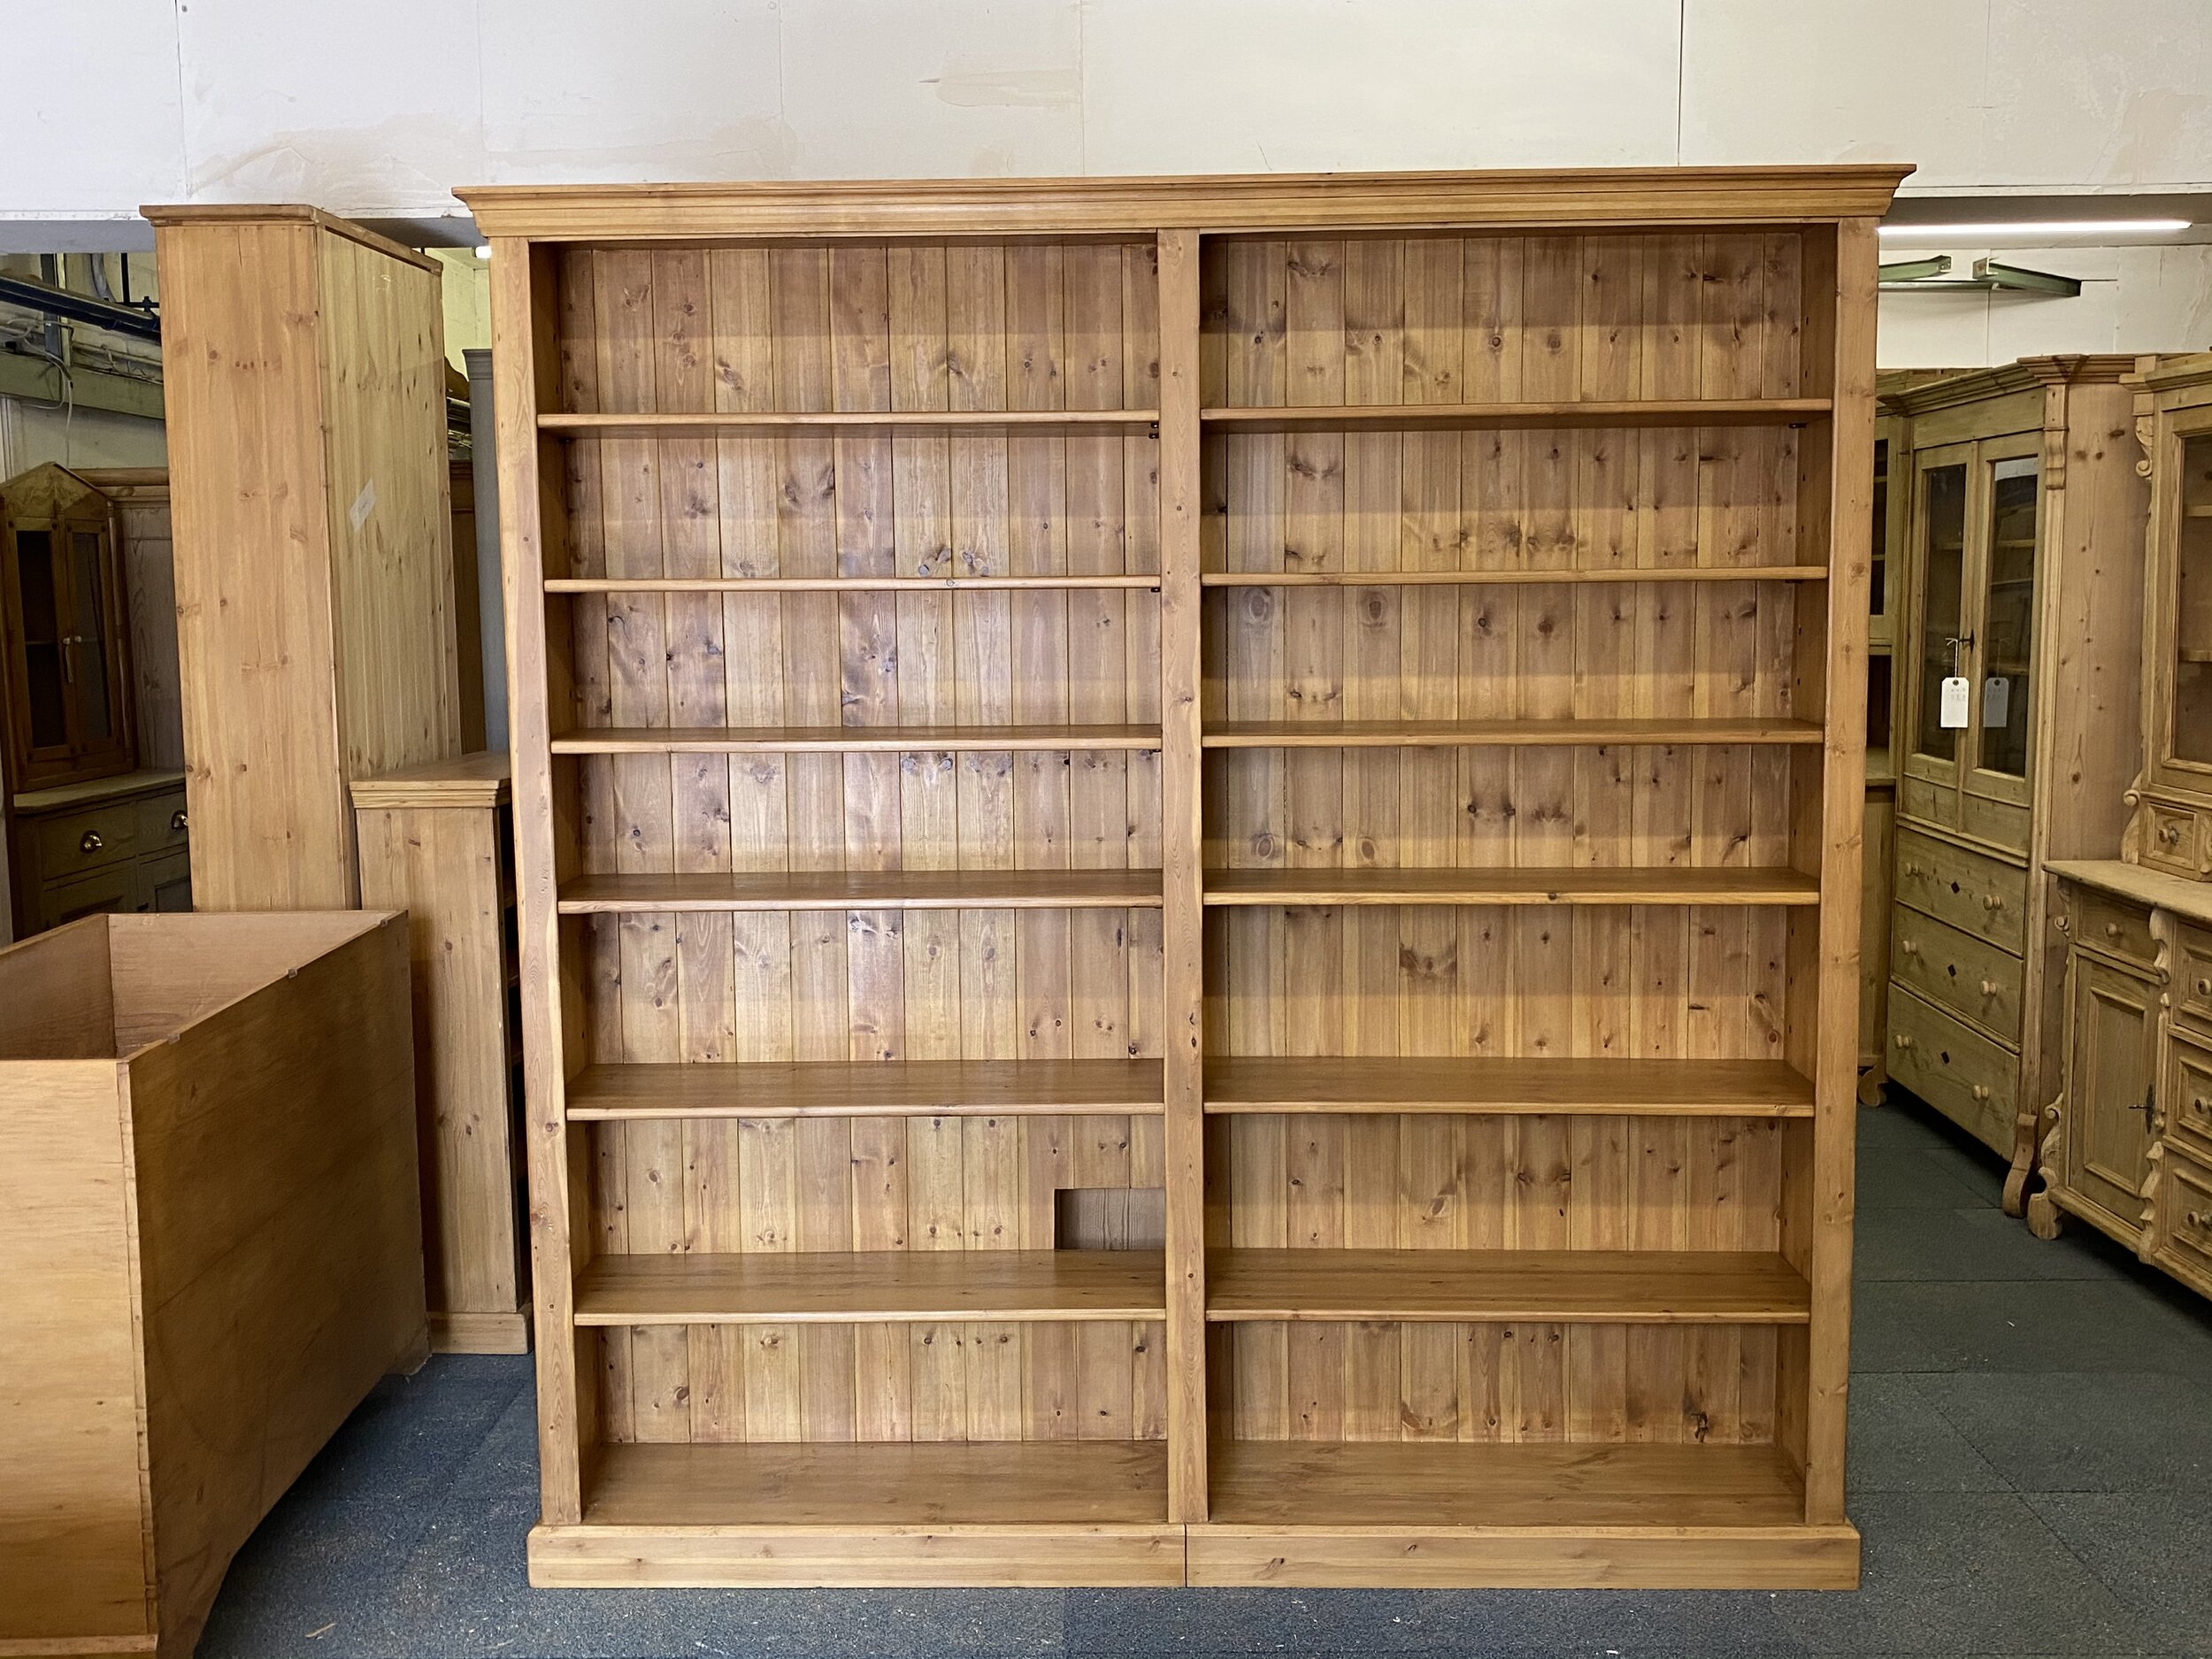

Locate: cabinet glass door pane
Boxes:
[1914,462,1968,761]
[2176,432,2212,765]
[68,530,113,741]
[1978,457,2039,779]
[13,528,67,749]
[1870,438,1888,619]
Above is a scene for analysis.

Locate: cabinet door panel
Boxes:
[2060,956,2159,1241]
[1967,450,2039,797]
[2169,429,2212,771]
[139,847,191,914]
[1908,452,1971,783]
[35,863,138,933]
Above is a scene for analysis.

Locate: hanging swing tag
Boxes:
[1939,676,1971,729]
[1981,675,2011,728]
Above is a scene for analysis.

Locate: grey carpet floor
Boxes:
[198,1094,2212,1659]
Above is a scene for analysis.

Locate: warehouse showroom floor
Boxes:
[198,1094,2212,1659]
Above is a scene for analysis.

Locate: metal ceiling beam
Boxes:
[0,275,162,342]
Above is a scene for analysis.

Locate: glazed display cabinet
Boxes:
[1878,359,2145,1207]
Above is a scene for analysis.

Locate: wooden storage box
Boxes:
[0,910,426,1659]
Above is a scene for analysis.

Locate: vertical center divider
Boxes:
[1156,227,1209,1524]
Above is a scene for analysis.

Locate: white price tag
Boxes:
[1939,675,1970,729]
[1982,675,2010,728]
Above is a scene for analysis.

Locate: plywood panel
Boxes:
[0,1059,150,1645]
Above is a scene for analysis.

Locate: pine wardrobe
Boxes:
[458,165,1903,1590]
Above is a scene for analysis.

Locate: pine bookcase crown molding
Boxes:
[472,162,1901,1591]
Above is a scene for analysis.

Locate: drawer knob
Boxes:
[1970,1084,1992,1102]
[1985,895,2006,911]
[1894,1033,1916,1050]
[2162,824,2185,846]
[1980,979,2001,997]
[2194,1096,2210,1116]
[2198,978,2212,998]
[2105,921,2124,939]
[79,831,103,855]
[1901,939,1920,956]
[2189,1210,2209,1233]
[171,809,188,833]
[1903,862,1925,878]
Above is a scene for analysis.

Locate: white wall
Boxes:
[1879,244,2212,368]
[7,0,2209,236]
[0,403,166,477]
[8,0,2210,368]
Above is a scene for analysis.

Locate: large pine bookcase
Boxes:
[459,165,1902,1591]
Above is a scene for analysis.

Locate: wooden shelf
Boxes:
[566,1057,1165,1120]
[1204,1248,1809,1324]
[541,410,1158,437]
[1204,1440,1805,1529]
[557,870,1164,913]
[1201,867,1822,907]
[1200,565,1829,588]
[1200,398,1831,434]
[545,573,1162,593]
[552,725,1162,755]
[584,1440,1169,1528]
[1202,718,1821,749]
[574,1248,1167,1325]
[1202,1056,1815,1117]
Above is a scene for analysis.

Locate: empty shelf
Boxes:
[1200,565,1829,587]
[1201,398,1831,434]
[586,1440,1168,1528]
[1206,1440,1805,1529]
[545,573,1162,593]
[1201,867,1822,907]
[1202,1056,1815,1117]
[543,409,1158,436]
[574,1249,1167,1325]
[1205,1248,1809,1324]
[566,1057,1166,1120]
[557,870,1164,912]
[552,724,1161,754]
[1203,718,1821,749]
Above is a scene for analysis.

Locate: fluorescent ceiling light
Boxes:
[1879,219,2190,238]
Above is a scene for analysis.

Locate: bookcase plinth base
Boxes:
[1187,1523,1861,1590]
[528,1525,1187,1588]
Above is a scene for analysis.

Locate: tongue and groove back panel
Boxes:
[551,242,1169,1448]
[463,165,1900,1588]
